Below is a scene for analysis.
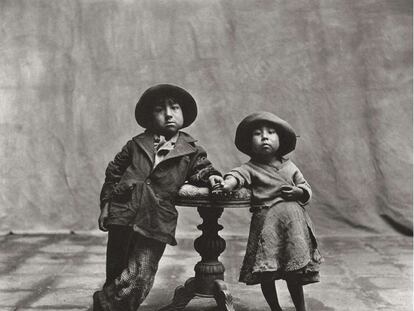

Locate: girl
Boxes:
[220,111,322,311]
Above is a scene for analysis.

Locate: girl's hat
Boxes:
[235,111,297,156]
[135,84,198,129]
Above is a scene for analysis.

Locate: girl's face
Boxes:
[251,124,280,157]
[151,97,184,137]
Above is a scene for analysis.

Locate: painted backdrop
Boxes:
[0,0,412,236]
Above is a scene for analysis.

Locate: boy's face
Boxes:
[151,97,184,137]
[251,124,280,156]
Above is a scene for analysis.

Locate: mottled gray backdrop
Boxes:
[0,0,412,236]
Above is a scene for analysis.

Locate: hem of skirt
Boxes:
[240,278,320,286]
[251,256,311,274]
[240,265,321,286]
[239,274,320,286]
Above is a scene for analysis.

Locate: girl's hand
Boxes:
[98,203,109,232]
[221,176,238,192]
[209,175,224,191]
[280,185,304,201]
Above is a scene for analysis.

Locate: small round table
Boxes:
[158,184,251,311]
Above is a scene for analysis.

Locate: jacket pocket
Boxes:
[112,183,136,203]
[107,200,136,225]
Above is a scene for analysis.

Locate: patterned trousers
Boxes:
[94,233,166,311]
[105,225,134,287]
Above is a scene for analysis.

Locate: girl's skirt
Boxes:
[239,201,322,285]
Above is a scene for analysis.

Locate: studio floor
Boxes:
[0,233,412,311]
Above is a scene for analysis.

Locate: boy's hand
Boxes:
[98,203,109,232]
[280,185,304,201]
[208,175,224,191]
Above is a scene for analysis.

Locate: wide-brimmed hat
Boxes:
[135,84,197,129]
[235,111,297,156]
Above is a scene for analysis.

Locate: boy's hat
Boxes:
[135,84,197,129]
[235,111,297,156]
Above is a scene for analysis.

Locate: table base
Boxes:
[159,277,234,311]
[158,206,235,311]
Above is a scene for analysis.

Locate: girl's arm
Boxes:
[221,175,239,192]
[280,161,312,204]
[280,185,308,203]
[283,164,312,204]
[292,169,312,204]
[221,164,251,192]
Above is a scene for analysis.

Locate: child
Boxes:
[220,111,322,311]
[93,84,223,311]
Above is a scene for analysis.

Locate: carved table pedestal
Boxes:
[158,184,251,311]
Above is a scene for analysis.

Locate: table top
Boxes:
[176,184,251,209]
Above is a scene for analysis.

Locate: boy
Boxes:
[93,84,222,311]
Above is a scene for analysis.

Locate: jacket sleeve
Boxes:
[186,145,221,186]
[99,140,133,209]
[224,163,252,189]
[291,163,312,205]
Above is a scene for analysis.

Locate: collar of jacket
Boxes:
[133,131,198,166]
